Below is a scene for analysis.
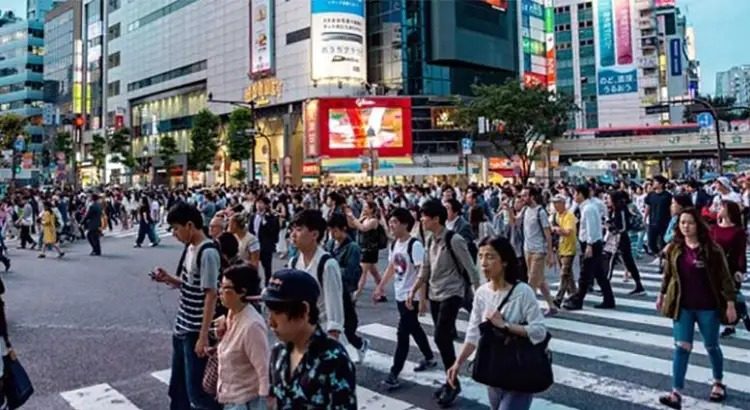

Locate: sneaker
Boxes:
[150,241,160,247]
[414,358,437,372]
[133,244,142,248]
[381,374,401,391]
[38,253,45,258]
[433,384,448,400]
[563,300,583,311]
[438,384,461,407]
[58,252,65,259]
[743,316,750,332]
[3,260,9,272]
[720,327,736,338]
[628,288,647,297]
[357,338,370,364]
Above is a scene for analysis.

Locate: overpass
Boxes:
[554,130,750,160]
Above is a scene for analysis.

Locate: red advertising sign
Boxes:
[114,114,124,130]
[303,100,320,158]
[483,0,508,11]
[523,72,547,88]
[317,97,413,158]
[654,0,675,7]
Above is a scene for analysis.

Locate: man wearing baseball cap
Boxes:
[550,194,578,307]
[263,269,357,409]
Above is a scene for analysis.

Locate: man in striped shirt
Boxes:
[153,203,221,410]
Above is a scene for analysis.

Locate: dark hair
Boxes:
[365,200,381,219]
[720,200,743,227]
[167,202,204,229]
[574,184,590,199]
[327,212,349,230]
[526,186,543,205]
[653,175,668,186]
[326,192,345,207]
[478,236,522,283]
[672,208,713,249]
[420,199,447,225]
[217,232,239,260]
[469,205,486,231]
[291,209,327,243]
[672,193,693,210]
[444,198,462,214]
[264,300,320,325]
[223,265,261,299]
[257,196,271,206]
[388,207,415,231]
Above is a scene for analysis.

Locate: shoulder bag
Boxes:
[471,282,554,393]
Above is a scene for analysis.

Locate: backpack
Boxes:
[325,239,363,294]
[626,203,644,232]
[519,206,549,253]
[390,237,418,265]
[290,253,335,291]
[176,240,220,279]
[442,230,474,312]
[376,224,388,250]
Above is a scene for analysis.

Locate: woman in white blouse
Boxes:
[447,236,547,410]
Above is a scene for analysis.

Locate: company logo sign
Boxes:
[310,0,366,82]
[250,0,274,76]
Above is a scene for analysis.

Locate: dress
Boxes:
[42,211,57,245]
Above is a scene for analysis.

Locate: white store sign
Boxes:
[310,0,366,82]
[250,0,274,76]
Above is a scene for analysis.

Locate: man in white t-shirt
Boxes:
[374,208,436,390]
[711,176,742,213]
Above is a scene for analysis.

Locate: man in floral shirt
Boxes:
[262,269,356,409]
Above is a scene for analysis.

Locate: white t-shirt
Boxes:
[711,191,743,212]
[388,237,425,302]
[237,232,260,262]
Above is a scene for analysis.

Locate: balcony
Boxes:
[638,17,655,29]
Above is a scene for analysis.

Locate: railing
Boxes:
[555,131,750,156]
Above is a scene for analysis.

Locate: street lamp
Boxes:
[544,139,553,187]
[142,146,149,185]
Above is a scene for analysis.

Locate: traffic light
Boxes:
[73,115,85,129]
[271,159,279,173]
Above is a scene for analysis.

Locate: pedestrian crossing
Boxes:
[53,258,750,410]
[103,226,169,240]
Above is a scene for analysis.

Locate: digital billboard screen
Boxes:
[318,98,412,158]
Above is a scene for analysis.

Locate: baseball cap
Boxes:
[551,194,567,203]
[262,269,320,306]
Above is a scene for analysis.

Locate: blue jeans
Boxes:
[169,333,220,410]
[672,309,724,390]
[488,387,533,410]
[223,397,266,410]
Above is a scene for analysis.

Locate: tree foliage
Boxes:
[0,113,27,149]
[189,109,220,172]
[108,128,131,163]
[54,131,74,163]
[226,107,254,162]
[231,168,247,184]
[686,95,750,123]
[456,81,578,181]
[159,134,179,170]
[90,133,107,181]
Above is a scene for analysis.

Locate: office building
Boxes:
[45,0,83,121]
[28,0,64,21]
[0,11,45,148]
[716,65,750,106]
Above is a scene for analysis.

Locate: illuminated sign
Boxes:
[318,98,412,158]
[302,161,321,176]
[594,0,638,95]
[430,108,457,129]
[483,0,508,11]
[250,0,274,76]
[310,0,366,82]
[244,77,283,106]
[303,99,320,158]
[654,0,676,7]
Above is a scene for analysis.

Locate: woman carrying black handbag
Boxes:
[447,236,550,410]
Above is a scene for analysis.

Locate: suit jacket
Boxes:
[83,202,102,231]
[249,212,280,252]
[450,216,476,243]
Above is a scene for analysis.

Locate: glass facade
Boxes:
[44,7,78,116]
[130,88,207,157]
[84,0,104,130]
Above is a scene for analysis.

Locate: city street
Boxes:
[3,228,750,410]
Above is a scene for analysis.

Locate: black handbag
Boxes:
[471,282,554,393]
[3,355,34,409]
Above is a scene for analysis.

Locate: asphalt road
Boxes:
[3,228,750,410]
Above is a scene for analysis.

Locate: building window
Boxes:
[108,52,121,68]
[108,23,121,40]
[286,27,310,44]
[107,80,120,96]
[108,0,121,12]
[126,60,207,92]
[128,0,199,32]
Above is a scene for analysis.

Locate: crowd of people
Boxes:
[1,174,750,409]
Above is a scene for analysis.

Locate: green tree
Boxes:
[231,168,247,184]
[226,107,253,162]
[54,131,74,165]
[90,133,107,183]
[108,128,131,163]
[0,113,26,149]
[159,134,179,187]
[189,109,220,177]
[456,81,577,182]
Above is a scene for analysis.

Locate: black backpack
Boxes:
[175,240,220,279]
[290,253,336,291]
[390,237,418,265]
[442,230,474,312]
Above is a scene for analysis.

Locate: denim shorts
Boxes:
[223,397,266,410]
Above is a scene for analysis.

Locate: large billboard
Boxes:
[310,0,366,82]
[519,0,554,91]
[594,0,638,95]
[318,98,412,158]
[250,0,274,76]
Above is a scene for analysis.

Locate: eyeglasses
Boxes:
[219,286,237,293]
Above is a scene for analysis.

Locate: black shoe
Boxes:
[413,358,437,372]
[438,384,461,407]
[433,384,447,400]
[133,244,142,248]
[563,300,583,311]
[743,316,750,332]
[3,260,9,272]
[552,299,562,309]
[381,374,401,391]
[659,391,682,409]
[150,241,160,247]
[628,288,647,296]
[594,303,615,309]
[720,327,736,338]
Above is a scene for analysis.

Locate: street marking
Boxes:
[61,383,140,410]
[151,369,170,385]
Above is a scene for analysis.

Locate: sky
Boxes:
[0,0,747,96]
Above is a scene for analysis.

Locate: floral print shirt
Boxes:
[269,326,356,409]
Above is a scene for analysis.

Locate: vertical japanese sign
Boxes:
[544,1,556,92]
[250,0,274,76]
[519,0,549,88]
[310,0,366,82]
[669,38,682,76]
[595,0,638,95]
[303,99,320,158]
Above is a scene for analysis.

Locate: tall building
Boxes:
[44,0,83,119]
[716,65,750,106]
[28,0,63,21]
[0,11,45,148]
[553,0,697,129]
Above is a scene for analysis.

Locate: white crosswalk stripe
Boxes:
[55,258,750,409]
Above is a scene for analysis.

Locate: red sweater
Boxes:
[710,225,747,275]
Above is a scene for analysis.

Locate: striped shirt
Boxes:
[175,240,220,335]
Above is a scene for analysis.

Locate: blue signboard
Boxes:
[597,0,615,67]
[13,137,25,152]
[522,0,544,19]
[697,113,714,129]
[669,38,682,76]
[311,0,364,15]
[598,68,638,95]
